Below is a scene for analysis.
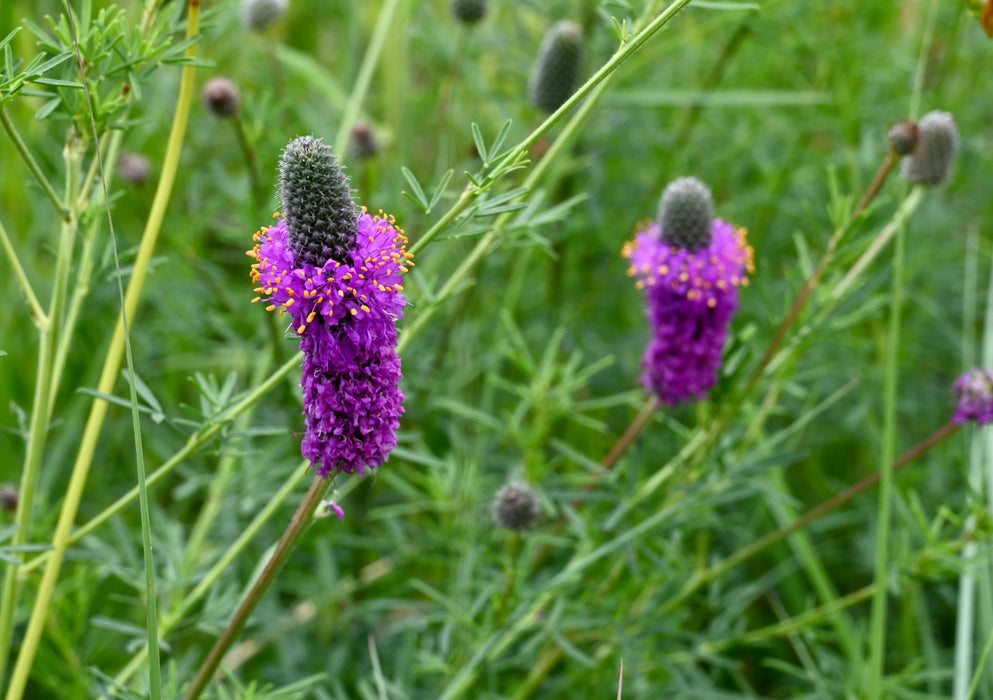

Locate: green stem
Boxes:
[0,105,70,220]
[114,461,311,686]
[867,184,907,699]
[0,134,81,688]
[333,0,402,156]
[19,351,300,575]
[0,216,45,326]
[3,4,201,697]
[700,584,876,656]
[182,475,328,700]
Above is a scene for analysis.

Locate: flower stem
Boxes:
[2,4,201,696]
[866,182,906,700]
[182,475,328,700]
[232,113,265,209]
[600,396,659,471]
[0,105,70,220]
[745,149,897,396]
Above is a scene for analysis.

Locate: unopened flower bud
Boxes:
[202,77,241,118]
[657,177,715,252]
[118,152,151,186]
[887,120,919,156]
[349,123,380,160]
[0,485,17,514]
[528,20,584,114]
[451,0,487,24]
[241,0,288,30]
[492,481,541,531]
[901,110,958,186]
[953,369,993,425]
[279,135,358,266]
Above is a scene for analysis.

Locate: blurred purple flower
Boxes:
[953,369,993,426]
[250,210,411,478]
[623,219,753,406]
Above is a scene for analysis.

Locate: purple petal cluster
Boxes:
[249,211,412,478]
[623,220,753,405]
[953,369,993,426]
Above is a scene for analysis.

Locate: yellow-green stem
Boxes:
[2,3,200,696]
[0,217,45,325]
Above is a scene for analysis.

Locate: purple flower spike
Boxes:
[250,210,412,478]
[622,219,753,406]
[953,369,993,426]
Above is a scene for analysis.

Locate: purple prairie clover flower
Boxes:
[249,209,412,479]
[953,369,993,426]
[622,204,753,406]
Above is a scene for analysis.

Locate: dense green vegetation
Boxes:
[1,1,992,698]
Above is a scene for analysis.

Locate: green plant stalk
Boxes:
[700,584,876,656]
[182,474,328,700]
[333,0,402,156]
[0,105,70,220]
[114,460,310,686]
[45,132,124,421]
[0,137,81,687]
[967,622,993,700]
[3,4,200,696]
[867,189,907,699]
[20,351,300,575]
[0,217,44,324]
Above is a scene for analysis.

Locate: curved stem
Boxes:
[0,217,45,325]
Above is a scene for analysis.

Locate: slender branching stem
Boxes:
[0,217,45,325]
[0,105,70,220]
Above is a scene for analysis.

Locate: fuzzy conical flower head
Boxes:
[493,481,541,531]
[249,137,412,479]
[279,136,358,267]
[623,178,754,406]
[900,110,958,186]
[528,20,584,114]
[953,368,993,425]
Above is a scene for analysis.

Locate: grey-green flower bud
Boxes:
[900,110,958,186]
[241,0,289,30]
[492,481,541,531]
[278,136,358,266]
[528,20,584,114]
[451,0,487,24]
[657,177,715,251]
[202,77,241,118]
